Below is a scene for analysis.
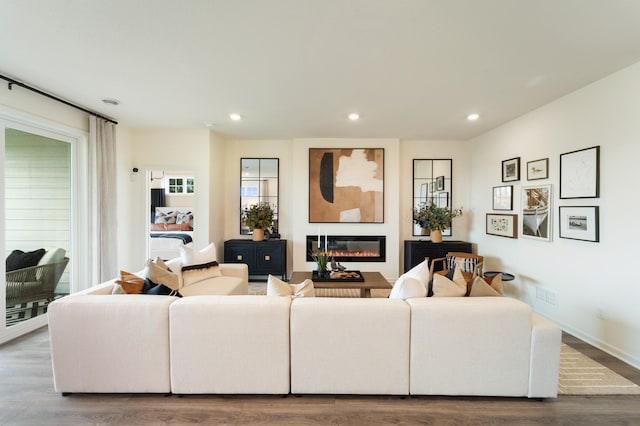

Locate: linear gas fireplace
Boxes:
[306,235,386,263]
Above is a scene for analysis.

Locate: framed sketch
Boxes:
[502,157,520,182]
[492,185,513,211]
[521,184,552,241]
[559,206,599,242]
[309,148,384,223]
[436,175,445,191]
[486,213,518,238]
[560,146,600,198]
[527,158,549,180]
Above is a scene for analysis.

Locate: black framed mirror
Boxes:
[412,159,453,236]
[240,158,279,235]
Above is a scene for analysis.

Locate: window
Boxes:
[166,176,194,195]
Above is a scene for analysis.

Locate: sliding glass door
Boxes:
[1,117,85,342]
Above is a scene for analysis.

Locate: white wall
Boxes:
[399,140,472,243]
[468,61,640,369]
[117,128,211,270]
[291,139,401,279]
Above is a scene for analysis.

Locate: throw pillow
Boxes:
[403,258,431,288]
[432,266,467,297]
[267,275,315,298]
[180,243,217,265]
[469,273,504,297]
[143,277,179,296]
[144,257,180,290]
[389,275,426,299]
[446,255,478,274]
[181,261,222,286]
[5,248,46,272]
[176,211,193,225]
[111,283,126,294]
[154,210,177,224]
[115,270,146,294]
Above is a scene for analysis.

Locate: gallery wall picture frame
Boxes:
[436,175,445,191]
[492,185,513,211]
[486,213,518,238]
[560,146,600,199]
[309,148,384,223]
[559,206,599,242]
[527,158,549,180]
[502,157,521,182]
[521,184,552,242]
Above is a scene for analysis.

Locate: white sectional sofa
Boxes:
[48,286,561,398]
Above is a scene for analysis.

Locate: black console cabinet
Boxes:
[224,239,287,280]
[404,240,472,273]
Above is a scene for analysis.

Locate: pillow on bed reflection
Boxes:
[155,210,177,224]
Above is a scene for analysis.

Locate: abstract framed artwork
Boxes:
[560,146,600,199]
[559,206,599,242]
[527,158,549,180]
[521,184,552,241]
[436,175,445,191]
[492,185,513,211]
[502,157,520,182]
[486,213,518,238]
[309,148,384,223]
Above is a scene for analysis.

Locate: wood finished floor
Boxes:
[0,327,639,425]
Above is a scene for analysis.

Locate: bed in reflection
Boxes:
[150,207,194,260]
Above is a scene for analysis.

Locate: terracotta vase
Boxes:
[430,229,443,243]
[252,228,265,241]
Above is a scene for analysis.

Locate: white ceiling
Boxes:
[2,0,640,140]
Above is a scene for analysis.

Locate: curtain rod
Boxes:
[0,73,118,125]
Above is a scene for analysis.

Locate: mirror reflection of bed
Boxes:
[150,207,194,260]
[149,170,195,260]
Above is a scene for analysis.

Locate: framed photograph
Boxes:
[521,184,552,241]
[502,157,520,182]
[560,146,600,198]
[492,185,513,211]
[486,213,518,238]
[559,206,599,242]
[309,148,384,223]
[527,158,549,180]
[436,175,445,191]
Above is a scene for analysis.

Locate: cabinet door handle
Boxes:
[237,255,243,261]
[264,255,271,261]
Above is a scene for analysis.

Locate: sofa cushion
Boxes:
[180,243,216,265]
[181,261,222,287]
[389,275,426,299]
[469,274,504,297]
[144,257,180,290]
[267,275,315,297]
[115,270,145,294]
[5,248,46,272]
[432,266,466,297]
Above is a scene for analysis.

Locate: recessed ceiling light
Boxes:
[348,113,360,121]
[101,98,120,106]
[467,113,480,121]
[229,113,242,121]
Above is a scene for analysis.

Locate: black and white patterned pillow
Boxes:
[155,210,177,224]
[446,255,478,274]
[176,211,193,226]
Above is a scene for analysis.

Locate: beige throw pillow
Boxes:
[267,275,315,298]
[432,266,467,297]
[469,273,504,297]
[144,257,180,290]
